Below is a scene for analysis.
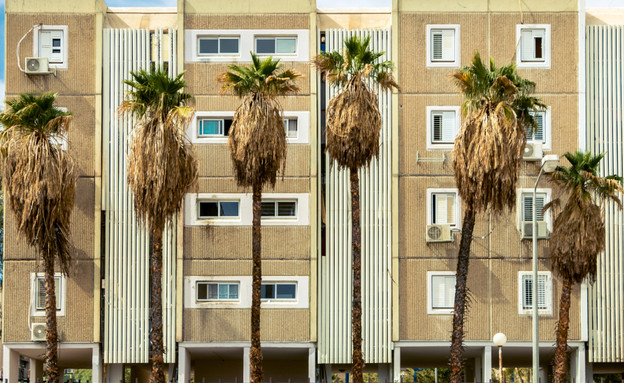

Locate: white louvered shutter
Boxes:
[523,275,533,309]
[432,275,455,309]
[39,30,63,63]
[432,31,443,60]
[433,193,456,225]
[521,29,545,62]
[523,194,545,222]
[432,30,454,61]
[442,111,456,142]
[537,274,547,309]
[37,278,46,310]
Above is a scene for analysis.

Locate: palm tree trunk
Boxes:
[553,276,573,383]
[43,253,60,383]
[149,225,165,383]
[450,207,476,383]
[350,167,364,382]
[250,182,264,383]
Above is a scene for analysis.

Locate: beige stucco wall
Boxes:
[397,0,577,13]
[182,0,315,15]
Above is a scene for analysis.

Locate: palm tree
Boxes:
[119,68,198,383]
[313,35,398,381]
[545,151,623,383]
[217,54,301,383]
[0,92,77,383]
[450,52,543,382]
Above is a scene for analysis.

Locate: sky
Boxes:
[0,0,619,106]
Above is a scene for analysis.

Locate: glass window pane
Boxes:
[276,284,296,299]
[262,284,275,299]
[277,201,296,217]
[220,202,239,217]
[256,38,275,54]
[199,38,218,54]
[218,284,229,299]
[199,119,223,136]
[276,38,296,54]
[52,38,61,47]
[286,119,298,138]
[229,284,239,299]
[261,202,276,217]
[208,284,219,299]
[198,202,218,218]
[220,38,239,54]
[197,283,208,300]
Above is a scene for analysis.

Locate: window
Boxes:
[527,108,551,150]
[34,26,68,68]
[518,272,552,315]
[31,273,65,316]
[196,282,239,301]
[521,193,546,222]
[426,106,459,149]
[426,25,460,67]
[197,200,240,219]
[284,118,298,139]
[427,189,461,228]
[261,200,297,218]
[198,118,233,137]
[427,272,456,314]
[261,283,297,301]
[197,36,239,55]
[256,37,297,55]
[517,25,551,68]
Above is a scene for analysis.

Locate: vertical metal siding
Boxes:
[102,28,178,364]
[587,25,624,363]
[318,29,393,364]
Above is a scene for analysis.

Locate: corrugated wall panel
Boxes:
[318,29,393,364]
[587,25,624,363]
[103,28,177,364]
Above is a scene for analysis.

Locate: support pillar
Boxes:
[178,346,191,383]
[29,358,43,383]
[243,347,250,383]
[482,346,492,383]
[572,344,586,383]
[474,356,482,383]
[392,346,401,383]
[106,363,124,383]
[2,346,19,383]
[92,345,102,383]
[308,347,316,383]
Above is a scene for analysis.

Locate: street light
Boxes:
[493,332,507,382]
[532,154,559,383]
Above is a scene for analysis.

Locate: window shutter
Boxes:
[441,29,455,61]
[432,275,455,308]
[37,278,46,310]
[442,111,456,142]
[39,31,53,60]
[537,274,547,309]
[532,29,545,60]
[523,194,545,222]
[432,114,443,141]
[522,275,533,309]
[521,29,534,61]
[432,32,443,60]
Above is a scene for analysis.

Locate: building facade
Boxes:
[4,0,619,382]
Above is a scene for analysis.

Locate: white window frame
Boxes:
[518,271,553,315]
[426,106,460,150]
[196,35,240,56]
[426,188,461,229]
[184,275,309,309]
[33,25,68,69]
[516,188,552,231]
[261,199,298,219]
[427,271,456,315]
[426,24,460,68]
[516,24,551,69]
[528,107,551,151]
[195,281,241,302]
[185,29,310,63]
[31,273,66,317]
[185,193,309,226]
[189,111,309,144]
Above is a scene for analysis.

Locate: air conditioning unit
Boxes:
[521,221,549,239]
[426,224,453,243]
[31,323,46,341]
[25,57,50,75]
[523,142,543,161]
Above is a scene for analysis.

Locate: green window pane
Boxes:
[199,119,223,136]
[276,38,296,54]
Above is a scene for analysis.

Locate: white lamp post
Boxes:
[532,154,559,383]
[493,332,507,382]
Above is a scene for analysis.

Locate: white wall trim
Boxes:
[30,272,66,317]
[184,193,309,226]
[425,106,460,150]
[426,271,456,315]
[32,25,69,69]
[184,276,309,309]
[425,24,461,68]
[578,0,586,151]
[516,24,551,69]
[517,271,553,316]
[185,29,310,63]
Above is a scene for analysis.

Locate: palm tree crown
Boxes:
[451,52,545,214]
[0,92,76,274]
[119,67,198,231]
[548,150,623,283]
[314,35,399,170]
[218,54,301,188]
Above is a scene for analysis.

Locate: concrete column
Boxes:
[178,346,191,383]
[308,347,316,383]
[106,363,124,383]
[572,344,586,383]
[92,345,103,383]
[474,356,482,383]
[243,347,251,383]
[482,346,492,383]
[392,346,401,383]
[2,346,19,383]
[29,358,43,382]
